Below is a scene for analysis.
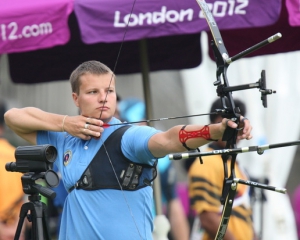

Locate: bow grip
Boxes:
[222,127,235,141]
[222,113,240,142]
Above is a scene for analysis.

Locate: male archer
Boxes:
[4,61,252,239]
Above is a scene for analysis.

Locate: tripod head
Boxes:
[22,171,59,200]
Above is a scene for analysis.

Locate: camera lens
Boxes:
[45,145,57,163]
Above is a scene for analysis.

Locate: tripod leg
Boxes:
[42,202,51,240]
[31,201,51,240]
[14,203,31,240]
[16,201,48,240]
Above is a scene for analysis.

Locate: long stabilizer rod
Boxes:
[169,140,300,160]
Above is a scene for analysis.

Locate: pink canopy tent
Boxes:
[0,0,73,54]
[0,0,289,84]
[1,0,282,54]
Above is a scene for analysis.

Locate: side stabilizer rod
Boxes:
[226,33,282,64]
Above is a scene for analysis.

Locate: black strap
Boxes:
[69,126,157,192]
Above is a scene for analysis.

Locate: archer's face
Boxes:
[72,73,117,122]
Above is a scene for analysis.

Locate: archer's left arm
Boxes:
[148,117,252,158]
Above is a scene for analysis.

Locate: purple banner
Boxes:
[0,0,73,54]
[74,0,282,44]
[286,0,300,26]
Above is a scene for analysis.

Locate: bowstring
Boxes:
[97,0,143,238]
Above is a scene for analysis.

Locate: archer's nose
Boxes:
[98,92,107,103]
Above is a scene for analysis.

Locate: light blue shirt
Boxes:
[37,117,160,240]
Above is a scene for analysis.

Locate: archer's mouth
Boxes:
[98,107,109,110]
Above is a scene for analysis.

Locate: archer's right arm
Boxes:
[4,107,66,145]
[4,107,103,144]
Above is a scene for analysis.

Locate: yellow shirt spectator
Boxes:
[0,138,24,239]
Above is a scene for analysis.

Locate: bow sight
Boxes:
[216,69,276,109]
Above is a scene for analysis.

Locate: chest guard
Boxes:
[68,126,157,193]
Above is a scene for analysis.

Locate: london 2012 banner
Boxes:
[0,0,73,54]
[74,0,281,44]
[0,0,281,54]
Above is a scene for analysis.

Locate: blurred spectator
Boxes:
[157,155,190,240]
[118,97,145,123]
[0,99,25,240]
[119,97,190,240]
[188,98,255,240]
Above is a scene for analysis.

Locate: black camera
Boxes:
[5,144,59,199]
[5,144,57,173]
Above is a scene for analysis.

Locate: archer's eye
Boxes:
[89,90,97,94]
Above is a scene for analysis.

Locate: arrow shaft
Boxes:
[104,112,218,127]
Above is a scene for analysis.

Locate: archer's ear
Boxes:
[72,92,79,107]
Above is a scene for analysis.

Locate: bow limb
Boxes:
[196,1,241,239]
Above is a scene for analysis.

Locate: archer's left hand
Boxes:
[225,116,252,140]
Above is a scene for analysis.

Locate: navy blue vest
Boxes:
[69,126,157,192]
